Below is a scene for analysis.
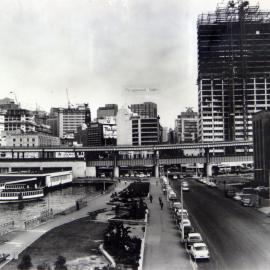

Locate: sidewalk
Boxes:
[0,181,126,261]
[143,179,191,270]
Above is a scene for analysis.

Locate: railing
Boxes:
[24,209,54,230]
[0,221,15,243]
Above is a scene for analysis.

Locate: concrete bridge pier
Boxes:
[155,165,159,178]
[206,164,213,177]
[114,166,119,178]
[86,166,96,177]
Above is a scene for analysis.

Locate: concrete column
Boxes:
[86,166,96,177]
[8,167,12,173]
[206,164,212,177]
[155,165,159,178]
[114,166,119,178]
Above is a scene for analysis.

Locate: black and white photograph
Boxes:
[1,0,270,269]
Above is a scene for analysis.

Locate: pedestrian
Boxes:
[149,194,153,203]
[160,201,163,210]
[163,188,166,195]
[159,197,162,205]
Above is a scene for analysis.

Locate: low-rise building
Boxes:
[5,132,60,147]
[253,110,270,187]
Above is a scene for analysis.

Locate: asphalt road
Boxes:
[171,178,270,270]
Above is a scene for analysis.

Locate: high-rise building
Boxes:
[175,109,198,143]
[116,108,133,145]
[97,104,118,119]
[198,1,270,153]
[49,104,91,139]
[253,110,270,187]
[132,117,161,145]
[130,102,157,118]
[87,122,104,146]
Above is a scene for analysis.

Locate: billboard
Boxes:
[103,125,117,139]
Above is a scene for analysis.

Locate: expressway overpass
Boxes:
[0,140,253,178]
[0,140,252,153]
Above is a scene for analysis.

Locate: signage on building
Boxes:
[103,125,117,139]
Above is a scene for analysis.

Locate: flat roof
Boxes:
[0,176,37,184]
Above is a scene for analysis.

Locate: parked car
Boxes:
[100,173,106,178]
[189,243,210,260]
[187,233,203,249]
[179,224,194,242]
[173,175,178,180]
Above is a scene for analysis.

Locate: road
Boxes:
[171,178,270,270]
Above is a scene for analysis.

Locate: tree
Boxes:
[18,254,32,269]
[54,255,67,270]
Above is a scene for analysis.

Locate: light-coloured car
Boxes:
[100,173,105,178]
[190,243,210,260]
[187,233,203,248]
[182,181,189,191]
[173,175,178,180]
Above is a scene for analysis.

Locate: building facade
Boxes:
[253,111,270,187]
[130,102,157,118]
[175,109,198,143]
[87,122,104,146]
[132,117,161,145]
[97,104,118,119]
[6,132,60,147]
[116,108,133,145]
[198,1,270,153]
[50,104,91,139]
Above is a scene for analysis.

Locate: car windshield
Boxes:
[195,246,207,251]
[190,236,201,241]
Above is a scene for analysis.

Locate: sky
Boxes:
[1,0,270,128]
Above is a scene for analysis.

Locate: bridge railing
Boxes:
[0,221,15,243]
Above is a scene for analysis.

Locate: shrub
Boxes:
[54,255,67,270]
[17,254,32,269]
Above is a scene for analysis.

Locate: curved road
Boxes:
[172,178,270,270]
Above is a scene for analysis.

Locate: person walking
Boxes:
[160,201,164,210]
[159,197,162,205]
[149,194,153,203]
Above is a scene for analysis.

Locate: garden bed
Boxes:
[3,217,108,270]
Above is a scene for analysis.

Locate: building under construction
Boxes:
[198,0,270,153]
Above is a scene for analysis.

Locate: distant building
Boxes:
[6,132,60,147]
[132,117,161,145]
[253,111,270,187]
[97,104,118,119]
[74,124,88,146]
[116,108,133,145]
[49,104,91,140]
[0,98,19,110]
[168,128,177,144]
[130,102,157,118]
[175,109,198,143]
[162,127,168,143]
[87,122,104,146]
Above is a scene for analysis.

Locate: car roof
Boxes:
[193,242,206,248]
[188,233,201,238]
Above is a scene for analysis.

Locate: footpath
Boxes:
[143,179,191,270]
[0,181,126,263]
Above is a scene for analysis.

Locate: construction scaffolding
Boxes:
[197,0,270,152]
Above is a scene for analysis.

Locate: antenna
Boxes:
[66,89,71,108]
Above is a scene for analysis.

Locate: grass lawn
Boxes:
[3,217,108,270]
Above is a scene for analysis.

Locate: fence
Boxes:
[0,220,15,242]
[24,209,54,230]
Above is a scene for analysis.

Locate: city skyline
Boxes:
[1,0,270,128]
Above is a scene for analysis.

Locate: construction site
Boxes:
[197,0,270,153]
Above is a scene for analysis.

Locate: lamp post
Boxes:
[180,178,184,241]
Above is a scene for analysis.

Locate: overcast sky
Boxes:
[1,0,270,127]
